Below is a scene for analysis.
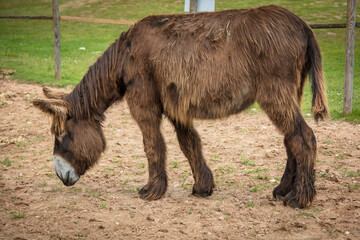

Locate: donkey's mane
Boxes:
[66,32,128,121]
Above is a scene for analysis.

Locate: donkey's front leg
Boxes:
[127,92,168,200]
[137,122,168,200]
[172,121,215,197]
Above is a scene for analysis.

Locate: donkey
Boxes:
[33,5,328,208]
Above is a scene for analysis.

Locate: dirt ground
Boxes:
[0,77,359,240]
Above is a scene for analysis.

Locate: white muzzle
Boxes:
[53,155,80,186]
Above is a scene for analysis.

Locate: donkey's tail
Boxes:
[306,29,329,121]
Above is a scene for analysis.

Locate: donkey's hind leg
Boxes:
[258,99,316,208]
[273,140,296,200]
[127,100,167,200]
[171,121,215,197]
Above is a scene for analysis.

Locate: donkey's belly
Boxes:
[187,92,255,119]
[162,79,255,123]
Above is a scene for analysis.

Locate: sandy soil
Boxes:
[0,78,359,239]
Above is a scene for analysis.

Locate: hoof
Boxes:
[192,188,213,197]
[274,194,284,201]
[272,184,289,201]
[283,189,313,209]
[138,177,167,200]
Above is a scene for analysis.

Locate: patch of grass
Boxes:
[217,165,235,173]
[239,157,255,166]
[227,181,234,187]
[68,187,82,192]
[316,173,328,178]
[322,150,333,156]
[111,157,122,164]
[51,186,64,192]
[39,181,47,187]
[15,141,28,148]
[298,211,314,218]
[171,161,179,168]
[118,179,134,187]
[316,159,327,163]
[137,163,146,168]
[11,211,26,219]
[99,202,107,209]
[343,183,359,190]
[1,157,12,167]
[249,183,272,192]
[255,174,268,181]
[249,186,259,192]
[298,208,322,218]
[86,189,102,197]
[335,154,349,160]
[246,168,267,174]
[324,140,334,145]
[181,171,190,189]
[246,202,255,208]
[210,153,220,162]
[342,168,360,177]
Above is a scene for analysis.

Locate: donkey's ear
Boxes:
[32,98,70,117]
[43,87,69,100]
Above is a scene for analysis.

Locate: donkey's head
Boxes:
[33,87,106,186]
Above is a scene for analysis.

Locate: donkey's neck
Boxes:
[66,35,127,122]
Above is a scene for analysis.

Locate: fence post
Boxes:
[190,0,197,13]
[343,0,356,115]
[52,0,61,80]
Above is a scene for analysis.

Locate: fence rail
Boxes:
[1,15,359,28]
[0,15,135,25]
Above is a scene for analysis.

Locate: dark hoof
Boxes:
[272,185,288,201]
[138,178,167,200]
[192,188,213,197]
[274,194,284,201]
[283,189,312,209]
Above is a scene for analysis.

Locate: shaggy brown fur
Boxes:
[33,5,328,208]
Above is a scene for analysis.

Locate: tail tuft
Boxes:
[307,28,329,122]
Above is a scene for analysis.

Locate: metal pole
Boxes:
[52,0,61,80]
[343,0,356,115]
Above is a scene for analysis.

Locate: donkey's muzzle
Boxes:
[53,155,80,186]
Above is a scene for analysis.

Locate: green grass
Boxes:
[1,157,12,167]
[246,202,255,208]
[11,211,26,219]
[0,0,359,121]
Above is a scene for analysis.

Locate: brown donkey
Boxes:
[33,5,328,208]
